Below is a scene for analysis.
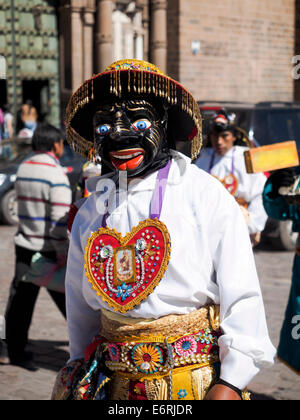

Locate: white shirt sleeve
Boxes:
[65,211,101,362]
[210,192,275,389]
[247,173,268,234]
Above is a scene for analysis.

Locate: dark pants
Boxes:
[5,245,66,362]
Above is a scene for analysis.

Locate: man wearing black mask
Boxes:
[52,59,275,401]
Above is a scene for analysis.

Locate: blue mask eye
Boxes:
[132,119,152,131]
[96,124,111,135]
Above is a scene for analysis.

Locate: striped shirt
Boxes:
[14,152,72,256]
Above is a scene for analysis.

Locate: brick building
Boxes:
[170,0,296,104]
[0,0,298,128]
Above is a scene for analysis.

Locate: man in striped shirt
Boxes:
[5,123,72,371]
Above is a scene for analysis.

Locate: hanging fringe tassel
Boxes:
[191,365,217,400]
[144,378,169,400]
[109,376,129,400]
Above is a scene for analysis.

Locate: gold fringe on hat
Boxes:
[65,59,203,161]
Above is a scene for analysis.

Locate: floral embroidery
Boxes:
[178,389,188,399]
[104,327,220,377]
[132,344,163,374]
[202,345,210,354]
[116,283,132,301]
[108,344,120,362]
[196,328,218,346]
[174,336,197,357]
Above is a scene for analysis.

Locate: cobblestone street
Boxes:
[0,225,299,400]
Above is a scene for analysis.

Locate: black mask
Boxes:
[93,99,171,178]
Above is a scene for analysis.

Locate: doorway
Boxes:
[0,80,7,109]
[22,80,50,122]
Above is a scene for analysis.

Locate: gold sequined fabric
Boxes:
[100,305,220,342]
[97,305,222,400]
[52,306,251,400]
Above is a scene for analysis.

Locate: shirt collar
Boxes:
[33,151,60,164]
[46,151,60,164]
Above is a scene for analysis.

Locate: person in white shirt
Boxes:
[52,60,275,401]
[3,104,13,139]
[195,110,268,247]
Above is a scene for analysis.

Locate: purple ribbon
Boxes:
[101,160,172,227]
[150,160,172,220]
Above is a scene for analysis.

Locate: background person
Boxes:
[16,100,38,137]
[0,106,4,141]
[20,100,38,132]
[263,168,300,374]
[195,109,268,247]
[4,123,71,371]
[3,104,13,139]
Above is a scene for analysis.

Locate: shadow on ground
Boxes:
[249,391,276,400]
[28,340,69,371]
[0,339,69,372]
[254,237,290,253]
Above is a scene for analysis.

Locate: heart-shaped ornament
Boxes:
[84,218,171,313]
[221,173,238,195]
[213,173,238,196]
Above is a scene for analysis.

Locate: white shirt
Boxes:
[195,146,268,234]
[4,112,13,139]
[65,150,275,389]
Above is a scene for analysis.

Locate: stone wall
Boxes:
[294,0,300,99]
[168,0,296,103]
[167,0,179,80]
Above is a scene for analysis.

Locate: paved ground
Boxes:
[0,225,299,400]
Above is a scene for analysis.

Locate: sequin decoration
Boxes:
[103,327,220,379]
[177,389,188,399]
[196,328,219,346]
[105,60,163,75]
[108,344,120,362]
[132,344,164,374]
[174,336,197,357]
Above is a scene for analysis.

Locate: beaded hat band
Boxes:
[65,59,203,161]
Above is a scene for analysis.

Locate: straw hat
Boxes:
[65,59,202,161]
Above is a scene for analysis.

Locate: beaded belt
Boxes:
[103,327,220,380]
